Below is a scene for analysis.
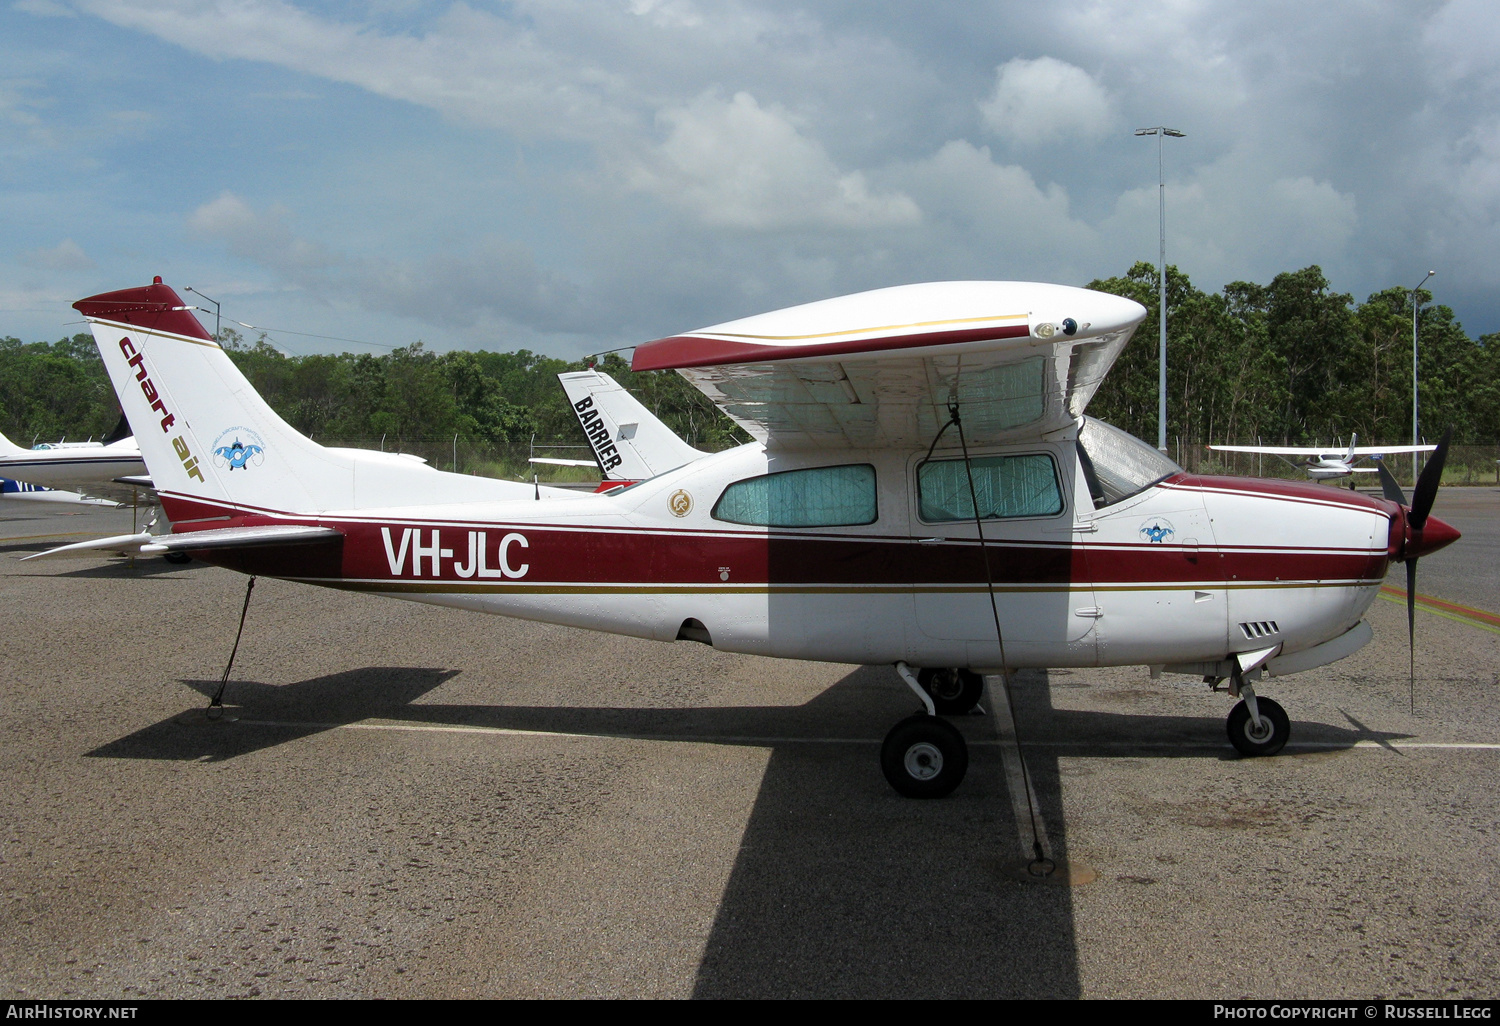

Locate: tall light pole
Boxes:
[1411,269,1435,487]
[1135,127,1185,453]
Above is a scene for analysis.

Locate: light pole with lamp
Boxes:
[1135,126,1185,453]
[1411,270,1435,488]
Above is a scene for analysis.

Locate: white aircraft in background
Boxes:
[36,277,1460,801]
[0,419,150,504]
[1209,436,1436,482]
[529,369,708,482]
[0,478,118,507]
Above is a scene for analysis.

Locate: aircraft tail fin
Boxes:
[1345,433,1358,464]
[101,411,133,446]
[558,369,707,480]
[74,279,549,522]
[0,430,23,457]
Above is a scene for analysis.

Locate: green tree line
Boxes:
[1085,262,1500,449]
[1,263,1495,476]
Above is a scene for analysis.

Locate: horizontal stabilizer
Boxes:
[21,532,155,560]
[22,524,341,561]
[142,525,342,553]
[113,475,156,490]
[528,457,599,468]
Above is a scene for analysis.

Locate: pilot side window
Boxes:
[712,464,877,528]
[917,453,1063,522]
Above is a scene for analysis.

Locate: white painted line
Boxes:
[231,718,1500,752]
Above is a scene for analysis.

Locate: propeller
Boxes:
[1375,458,1407,506]
[1395,430,1452,711]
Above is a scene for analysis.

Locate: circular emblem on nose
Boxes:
[669,489,693,517]
[1138,517,1176,544]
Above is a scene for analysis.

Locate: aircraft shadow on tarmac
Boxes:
[85,667,462,762]
[85,663,1414,997]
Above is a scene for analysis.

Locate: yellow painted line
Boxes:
[1378,586,1500,636]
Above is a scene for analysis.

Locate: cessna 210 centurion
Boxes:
[48,277,1460,798]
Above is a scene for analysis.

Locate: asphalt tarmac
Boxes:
[0,496,1496,999]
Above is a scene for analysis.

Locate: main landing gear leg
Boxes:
[881,663,969,798]
[1225,672,1290,757]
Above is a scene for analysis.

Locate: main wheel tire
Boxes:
[880,714,969,798]
[917,667,984,715]
[162,552,192,565]
[1226,697,1291,757]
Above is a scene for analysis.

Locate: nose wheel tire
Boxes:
[1226,697,1290,757]
[917,667,984,715]
[881,714,969,798]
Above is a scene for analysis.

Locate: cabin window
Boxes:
[712,464,877,528]
[917,453,1062,522]
[1076,417,1181,507]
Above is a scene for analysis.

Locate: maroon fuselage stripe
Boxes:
[631,324,1033,372]
[165,500,1389,588]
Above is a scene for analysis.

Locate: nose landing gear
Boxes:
[917,666,985,715]
[1224,675,1290,757]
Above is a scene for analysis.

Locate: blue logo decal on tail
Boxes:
[211,427,266,471]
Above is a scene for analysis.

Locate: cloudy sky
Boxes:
[2,0,1495,358]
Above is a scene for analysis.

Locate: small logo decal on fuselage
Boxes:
[1139,518,1175,544]
[212,427,266,471]
[669,489,692,517]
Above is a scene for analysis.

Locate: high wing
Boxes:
[631,281,1147,449]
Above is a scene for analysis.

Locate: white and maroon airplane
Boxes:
[41,277,1460,797]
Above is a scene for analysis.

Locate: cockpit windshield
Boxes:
[1076,417,1182,508]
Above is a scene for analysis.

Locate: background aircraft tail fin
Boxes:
[0,430,23,457]
[558,369,707,480]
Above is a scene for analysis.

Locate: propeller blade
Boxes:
[1406,558,1417,714]
[1409,429,1452,530]
[1376,459,1408,505]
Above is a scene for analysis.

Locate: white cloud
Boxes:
[627,91,919,230]
[18,239,95,271]
[1102,156,1358,287]
[188,192,337,275]
[75,0,639,142]
[979,57,1115,147]
[186,192,587,335]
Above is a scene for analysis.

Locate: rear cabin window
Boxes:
[712,464,877,528]
[917,453,1063,522]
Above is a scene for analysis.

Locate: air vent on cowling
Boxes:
[1239,620,1280,640]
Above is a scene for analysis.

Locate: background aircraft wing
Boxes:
[631,281,1146,450]
[1346,445,1438,455]
[1210,444,1438,456]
